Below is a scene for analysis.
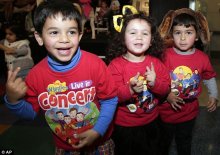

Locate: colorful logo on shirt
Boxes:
[39,80,96,110]
[69,80,92,90]
[171,66,200,99]
[45,102,99,146]
[47,80,68,95]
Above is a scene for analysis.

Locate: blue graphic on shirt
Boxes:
[170,66,201,99]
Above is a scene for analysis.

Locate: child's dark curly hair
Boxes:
[106,12,164,64]
[4,24,28,41]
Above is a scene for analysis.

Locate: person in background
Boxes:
[109,0,120,33]
[79,0,96,39]
[158,8,218,155]
[0,23,34,79]
[107,5,170,155]
[95,0,110,31]
[96,0,110,23]
[110,0,120,15]
[4,0,118,154]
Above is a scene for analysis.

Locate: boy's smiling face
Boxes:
[35,13,83,62]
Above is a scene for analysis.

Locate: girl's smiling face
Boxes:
[124,19,152,62]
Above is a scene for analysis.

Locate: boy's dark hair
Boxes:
[171,13,198,32]
[5,24,28,41]
[33,0,82,34]
[106,12,164,64]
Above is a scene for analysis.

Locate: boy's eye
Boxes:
[173,31,181,35]
[49,31,58,35]
[69,30,77,35]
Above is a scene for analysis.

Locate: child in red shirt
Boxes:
[158,8,218,155]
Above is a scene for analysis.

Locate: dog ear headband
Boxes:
[113,5,138,32]
[159,8,210,45]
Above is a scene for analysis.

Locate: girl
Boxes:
[158,8,218,155]
[107,7,170,155]
[0,24,34,78]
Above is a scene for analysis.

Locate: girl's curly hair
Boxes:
[106,12,164,64]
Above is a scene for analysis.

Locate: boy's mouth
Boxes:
[57,48,71,55]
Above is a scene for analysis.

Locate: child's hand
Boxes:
[145,62,156,86]
[207,96,218,112]
[71,129,100,149]
[167,92,185,111]
[6,67,27,103]
[130,72,144,94]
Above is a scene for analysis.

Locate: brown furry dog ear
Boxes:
[159,10,175,39]
[195,11,210,45]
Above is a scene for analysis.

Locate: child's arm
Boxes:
[0,44,13,52]
[203,78,218,112]
[4,45,28,56]
[72,96,118,149]
[11,45,29,57]
[4,67,37,120]
[4,97,37,120]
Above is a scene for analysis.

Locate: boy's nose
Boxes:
[180,34,186,40]
[59,33,69,43]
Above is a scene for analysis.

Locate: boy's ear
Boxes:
[79,32,83,42]
[34,31,44,46]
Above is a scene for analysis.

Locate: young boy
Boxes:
[4,0,118,154]
[158,8,218,155]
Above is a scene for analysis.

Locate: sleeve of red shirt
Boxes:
[201,53,217,80]
[107,62,132,103]
[93,58,118,100]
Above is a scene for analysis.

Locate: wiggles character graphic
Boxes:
[63,115,79,145]
[69,107,77,124]
[53,111,66,130]
[171,66,200,99]
[191,69,200,89]
[45,101,99,146]
[52,111,67,141]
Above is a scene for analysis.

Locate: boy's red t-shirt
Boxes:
[25,50,117,150]
[159,48,217,123]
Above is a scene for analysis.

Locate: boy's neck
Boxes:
[173,47,195,55]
